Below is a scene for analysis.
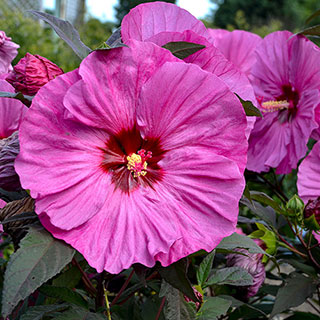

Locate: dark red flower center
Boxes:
[260,85,300,123]
[100,125,165,193]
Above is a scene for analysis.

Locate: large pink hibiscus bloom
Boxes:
[247,31,320,174]
[121,2,257,138]
[0,80,27,190]
[16,40,247,273]
[0,31,19,75]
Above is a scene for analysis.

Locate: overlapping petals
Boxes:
[297,141,320,202]
[208,29,262,76]
[0,31,19,75]
[247,31,320,174]
[0,80,27,190]
[16,41,247,273]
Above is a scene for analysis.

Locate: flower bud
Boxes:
[0,131,21,191]
[6,53,63,96]
[183,286,203,310]
[305,197,320,223]
[227,249,265,300]
[286,195,305,222]
[0,31,19,75]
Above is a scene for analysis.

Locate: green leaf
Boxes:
[2,227,75,317]
[0,91,33,107]
[235,93,262,117]
[298,24,320,37]
[196,297,231,320]
[219,295,267,317]
[306,9,320,24]
[250,191,286,215]
[286,312,320,320]
[305,214,320,231]
[39,285,89,309]
[216,232,266,255]
[52,265,82,288]
[157,259,199,302]
[205,266,253,287]
[270,273,317,318]
[20,304,69,320]
[249,223,277,258]
[52,308,105,320]
[29,11,91,59]
[240,197,278,228]
[196,251,215,287]
[162,41,205,59]
[160,281,197,320]
[243,185,252,203]
[104,27,127,48]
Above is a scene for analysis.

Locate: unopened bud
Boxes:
[6,53,63,96]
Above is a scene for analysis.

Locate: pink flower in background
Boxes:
[0,80,27,190]
[0,199,6,233]
[208,29,262,77]
[0,31,19,75]
[121,2,257,139]
[247,31,320,174]
[6,53,64,96]
[297,141,320,202]
[16,40,247,273]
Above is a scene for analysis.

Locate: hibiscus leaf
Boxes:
[298,24,320,37]
[1,212,37,225]
[2,227,75,317]
[196,250,215,287]
[216,232,266,255]
[306,9,320,24]
[205,266,253,287]
[159,281,197,320]
[162,41,205,59]
[20,304,69,320]
[0,91,33,107]
[29,11,91,59]
[250,191,286,215]
[270,273,317,318]
[196,297,231,320]
[39,285,89,309]
[51,308,105,320]
[235,93,262,117]
[104,27,127,48]
[157,259,199,302]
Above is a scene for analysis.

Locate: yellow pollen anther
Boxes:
[261,100,290,113]
[127,153,148,177]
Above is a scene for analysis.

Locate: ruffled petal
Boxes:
[0,80,27,138]
[15,70,112,229]
[0,33,19,75]
[121,2,209,43]
[137,62,247,173]
[209,29,262,75]
[63,40,178,133]
[298,141,320,202]
[40,146,243,273]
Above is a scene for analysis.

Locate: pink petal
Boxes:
[15,70,112,230]
[40,146,244,273]
[0,80,27,138]
[209,29,262,76]
[63,40,179,133]
[0,32,19,75]
[121,2,209,43]
[298,141,320,202]
[137,62,247,173]
[207,28,229,42]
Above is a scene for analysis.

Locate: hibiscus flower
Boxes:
[16,41,247,273]
[121,1,257,139]
[247,31,320,174]
[0,31,19,75]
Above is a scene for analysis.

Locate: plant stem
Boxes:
[155,297,166,320]
[296,232,320,270]
[72,258,97,296]
[277,234,307,258]
[103,281,112,320]
[110,269,134,306]
[306,299,320,314]
[257,173,288,202]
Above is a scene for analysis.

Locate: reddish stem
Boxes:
[110,269,134,306]
[155,297,166,320]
